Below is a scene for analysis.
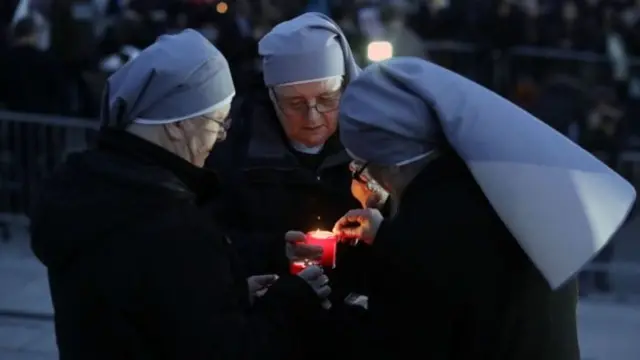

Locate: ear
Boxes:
[163,122,185,141]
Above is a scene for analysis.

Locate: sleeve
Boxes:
[139,224,326,360]
[378,197,393,217]
[365,217,461,359]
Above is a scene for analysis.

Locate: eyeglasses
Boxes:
[202,114,232,137]
[272,90,342,116]
[349,161,371,184]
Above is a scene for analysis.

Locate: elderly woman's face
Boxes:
[271,77,342,147]
[165,104,231,167]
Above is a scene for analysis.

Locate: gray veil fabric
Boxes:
[258,12,360,86]
[339,57,636,289]
[101,29,235,128]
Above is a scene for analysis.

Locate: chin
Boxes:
[298,131,332,147]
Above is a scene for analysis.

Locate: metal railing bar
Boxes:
[0,110,99,129]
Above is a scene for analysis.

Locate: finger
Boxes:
[285,230,307,244]
[334,223,364,239]
[317,286,332,299]
[298,265,323,280]
[252,274,279,286]
[333,209,371,231]
[255,288,269,297]
[352,296,368,307]
[293,244,323,259]
[333,210,367,233]
[311,274,329,288]
[365,193,382,208]
[321,299,332,310]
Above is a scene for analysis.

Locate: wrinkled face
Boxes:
[270,77,343,147]
[164,103,231,167]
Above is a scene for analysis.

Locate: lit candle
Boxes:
[288,230,339,275]
[305,229,338,269]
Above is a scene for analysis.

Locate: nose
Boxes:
[307,106,322,123]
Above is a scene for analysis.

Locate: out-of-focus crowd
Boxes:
[0,0,639,151]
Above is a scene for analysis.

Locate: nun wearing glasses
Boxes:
[206,12,386,302]
[30,30,331,359]
[333,58,636,360]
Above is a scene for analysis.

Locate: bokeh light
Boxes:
[367,41,393,62]
[216,1,228,14]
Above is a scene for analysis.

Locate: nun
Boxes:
[333,58,636,359]
[206,12,385,301]
[29,29,331,359]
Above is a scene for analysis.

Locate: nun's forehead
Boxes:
[273,76,343,98]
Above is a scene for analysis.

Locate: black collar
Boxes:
[97,129,219,204]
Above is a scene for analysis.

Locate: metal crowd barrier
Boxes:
[0,111,98,240]
[425,42,640,93]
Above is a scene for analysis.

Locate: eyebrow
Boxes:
[278,88,342,100]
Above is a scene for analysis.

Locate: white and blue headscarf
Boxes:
[259,12,360,86]
[101,29,235,128]
[339,57,636,289]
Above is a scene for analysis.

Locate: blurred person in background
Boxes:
[206,12,386,307]
[333,57,634,360]
[531,73,587,137]
[216,0,262,96]
[483,0,528,49]
[0,16,70,114]
[97,17,142,73]
[380,3,427,59]
[581,87,626,175]
[408,0,457,41]
[578,87,627,295]
[604,7,631,101]
[544,1,598,51]
[50,0,99,72]
[333,5,366,64]
[29,29,331,359]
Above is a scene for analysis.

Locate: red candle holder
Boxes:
[289,230,338,274]
[306,230,338,268]
[289,259,315,275]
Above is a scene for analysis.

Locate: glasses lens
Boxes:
[316,99,340,113]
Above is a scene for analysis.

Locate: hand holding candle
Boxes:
[286,230,338,274]
[285,231,323,261]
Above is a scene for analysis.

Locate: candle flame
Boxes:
[308,229,335,239]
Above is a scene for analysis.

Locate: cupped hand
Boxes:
[297,265,332,309]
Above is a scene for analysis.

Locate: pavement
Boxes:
[1,219,640,360]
